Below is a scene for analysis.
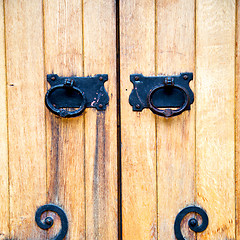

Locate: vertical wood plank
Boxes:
[237,1,240,239]
[120,1,157,239]
[44,0,85,238]
[0,0,8,238]
[196,0,235,239]
[84,0,118,239]
[155,0,195,239]
[5,0,46,238]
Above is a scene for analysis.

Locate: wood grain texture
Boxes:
[155,0,196,239]
[84,0,118,239]
[196,0,235,239]
[236,1,240,239]
[1,1,238,240]
[0,1,8,239]
[44,0,85,239]
[5,0,46,239]
[120,1,157,239]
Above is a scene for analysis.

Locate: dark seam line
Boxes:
[116,0,122,239]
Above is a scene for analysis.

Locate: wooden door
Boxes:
[0,0,117,239]
[0,0,239,240]
[120,0,237,240]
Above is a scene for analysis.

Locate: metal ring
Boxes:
[45,84,86,118]
[147,84,190,117]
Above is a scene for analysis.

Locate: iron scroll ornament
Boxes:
[174,206,209,240]
[129,72,194,117]
[45,74,109,118]
[35,204,68,240]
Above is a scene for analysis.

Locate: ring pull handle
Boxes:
[45,79,86,118]
[129,73,194,117]
[147,77,190,117]
[45,74,109,118]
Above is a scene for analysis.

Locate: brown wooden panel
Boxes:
[196,0,235,239]
[5,0,46,238]
[44,0,85,238]
[156,0,196,239]
[84,0,118,239]
[120,1,157,239]
[237,1,240,239]
[0,0,9,238]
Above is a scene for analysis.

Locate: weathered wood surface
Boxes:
[237,1,240,239]
[120,1,157,239]
[156,0,195,239]
[196,0,235,239]
[5,0,46,239]
[0,1,8,239]
[44,0,86,238]
[0,0,238,239]
[44,0,118,239]
[84,0,118,239]
[1,0,118,239]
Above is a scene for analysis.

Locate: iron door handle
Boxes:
[129,73,194,117]
[45,74,109,118]
[45,79,87,117]
[147,79,191,117]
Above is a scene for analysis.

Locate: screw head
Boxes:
[51,76,56,81]
[183,75,188,80]
[45,217,53,226]
[136,104,140,109]
[135,76,139,81]
[99,104,103,108]
[189,218,198,228]
[99,76,103,81]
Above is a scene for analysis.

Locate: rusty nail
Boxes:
[136,104,140,109]
[99,104,103,108]
[135,76,139,81]
[183,75,188,80]
[99,76,103,81]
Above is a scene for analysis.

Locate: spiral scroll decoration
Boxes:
[35,204,68,240]
[174,206,208,240]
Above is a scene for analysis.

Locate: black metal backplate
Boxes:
[129,72,194,111]
[47,74,109,111]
